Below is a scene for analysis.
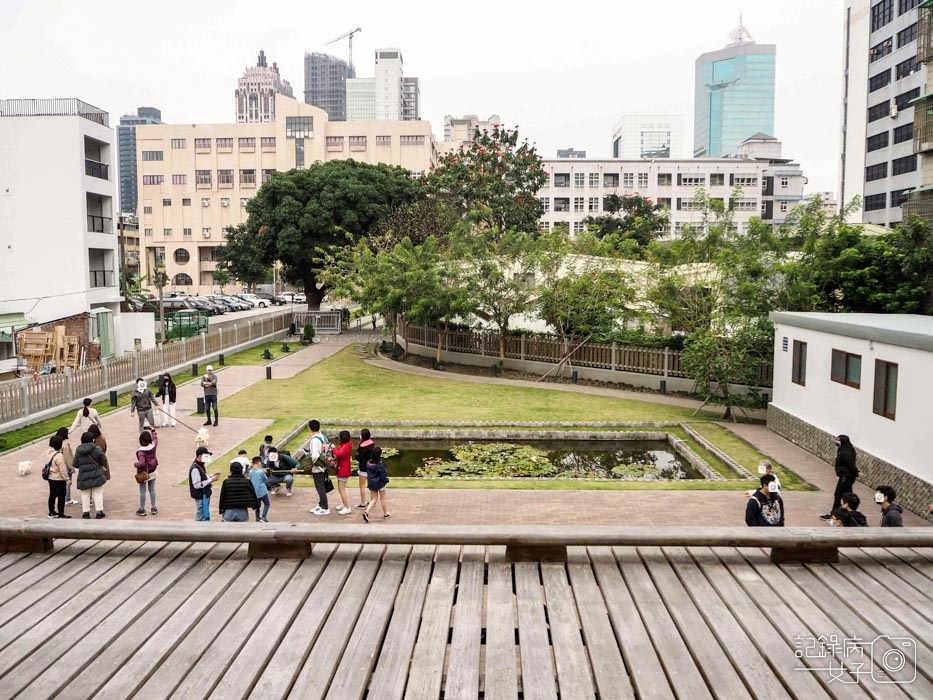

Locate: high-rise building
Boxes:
[402,77,420,121]
[235,50,294,124]
[304,52,354,121]
[375,49,404,121]
[136,94,437,295]
[694,19,776,158]
[841,0,924,226]
[345,49,421,122]
[902,2,933,221]
[0,98,125,360]
[346,78,376,121]
[611,115,686,159]
[118,106,162,215]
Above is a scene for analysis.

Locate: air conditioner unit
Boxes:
[202,200,210,207]
[221,200,229,207]
[202,231,211,238]
[891,105,899,119]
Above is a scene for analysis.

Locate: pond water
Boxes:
[378,439,703,480]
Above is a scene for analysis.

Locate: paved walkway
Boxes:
[2,330,929,526]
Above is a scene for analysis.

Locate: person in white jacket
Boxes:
[68,398,101,436]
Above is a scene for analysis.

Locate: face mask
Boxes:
[835,440,842,447]
[269,454,279,463]
[874,492,884,504]
[163,377,170,382]
[202,454,212,465]
[769,482,780,492]
[137,381,146,392]
[758,465,767,475]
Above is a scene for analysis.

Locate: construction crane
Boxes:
[326,27,362,73]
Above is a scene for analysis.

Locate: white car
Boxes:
[236,293,269,308]
[277,291,306,304]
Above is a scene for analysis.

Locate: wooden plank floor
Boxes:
[0,542,931,699]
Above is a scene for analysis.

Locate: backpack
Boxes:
[312,434,337,470]
[751,494,782,526]
[42,457,53,481]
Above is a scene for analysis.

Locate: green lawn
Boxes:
[221,342,300,367]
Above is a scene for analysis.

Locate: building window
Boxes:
[172,174,186,185]
[707,173,723,187]
[603,174,619,188]
[780,176,789,189]
[238,137,255,149]
[553,197,570,212]
[400,135,425,145]
[897,22,918,48]
[142,175,163,185]
[221,198,230,207]
[240,169,256,185]
[892,154,918,175]
[573,221,585,233]
[831,350,862,388]
[732,199,758,211]
[895,87,921,111]
[326,136,344,150]
[144,228,153,236]
[637,173,648,189]
[679,174,705,187]
[869,69,892,93]
[194,138,211,150]
[896,55,920,80]
[349,135,367,148]
[162,198,172,207]
[623,173,634,189]
[779,201,788,212]
[867,131,890,152]
[734,173,758,187]
[173,273,193,286]
[295,138,304,168]
[873,360,898,419]
[792,340,807,386]
[658,173,673,187]
[574,173,585,188]
[869,37,893,63]
[143,206,152,214]
[868,100,890,122]
[216,137,233,150]
[182,198,191,206]
[554,174,570,188]
[262,169,276,183]
[183,227,192,237]
[540,197,550,212]
[900,0,920,13]
[538,221,550,231]
[218,169,234,185]
[588,173,600,188]
[203,228,212,237]
[866,162,888,181]
[202,198,212,209]
[285,116,313,138]
[890,188,910,207]
[196,170,212,186]
[376,135,391,145]
[240,198,249,207]
[864,193,888,211]
[261,136,276,148]
[588,197,600,212]
[574,197,585,212]
[871,0,893,32]
[163,228,172,237]
[893,122,914,143]
[171,138,186,149]
[142,151,163,161]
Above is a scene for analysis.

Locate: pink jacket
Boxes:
[134,430,159,473]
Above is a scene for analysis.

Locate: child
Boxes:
[134,428,159,516]
[362,446,390,523]
[235,449,251,471]
[259,435,274,465]
[840,492,868,526]
[250,456,271,522]
[333,430,353,515]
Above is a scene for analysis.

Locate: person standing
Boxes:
[201,365,219,426]
[88,424,107,454]
[876,486,904,527]
[362,446,390,523]
[155,371,177,428]
[218,462,259,522]
[820,435,862,521]
[189,447,219,521]
[73,431,108,519]
[68,398,101,436]
[333,430,353,515]
[307,419,331,516]
[53,427,77,506]
[745,474,784,527]
[134,428,159,516]
[45,435,71,519]
[249,456,271,522]
[130,378,159,432]
[356,429,374,509]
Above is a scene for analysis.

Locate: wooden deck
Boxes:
[0,540,931,699]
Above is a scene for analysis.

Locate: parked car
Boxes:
[236,293,269,308]
[276,291,306,304]
[255,292,285,306]
[188,297,225,316]
[209,294,249,312]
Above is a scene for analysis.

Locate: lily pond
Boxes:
[379,439,703,481]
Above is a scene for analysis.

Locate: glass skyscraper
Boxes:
[118,107,161,214]
[694,30,775,158]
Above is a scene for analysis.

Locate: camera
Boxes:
[871,636,916,684]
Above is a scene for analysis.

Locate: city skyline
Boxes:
[0,0,842,193]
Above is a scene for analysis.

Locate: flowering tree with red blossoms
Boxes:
[425,125,547,235]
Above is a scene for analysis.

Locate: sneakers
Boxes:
[285,490,292,497]
[57,514,72,519]
[213,422,218,427]
[82,513,90,519]
[151,508,158,515]
[383,514,392,520]
[338,507,351,515]
[356,504,367,509]
[66,500,79,506]
[136,509,147,517]
[95,512,106,519]
[819,513,832,520]
[310,507,330,516]
[362,512,370,523]
[258,517,268,523]
[203,421,212,426]
[48,513,57,519]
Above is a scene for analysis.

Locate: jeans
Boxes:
[204,395,218,423]
[65,475,73,502]
[195,495,211,521]
[312,471,328,510]
[139,479,157,510]
[257,494,270,520]
[48,480,66,516]
[267,473,293,492]
[222,508,249,522]
[137,409,155,432]
[80,486,104,513]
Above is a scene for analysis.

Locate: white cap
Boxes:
[206,365,213,371]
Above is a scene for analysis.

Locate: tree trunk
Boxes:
[158,288,165,343]
[499,330,506,363]
[303,278,326,310]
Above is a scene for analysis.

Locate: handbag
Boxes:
[135,470,149,484]
[324,476,334,493]
[89,452,110,481]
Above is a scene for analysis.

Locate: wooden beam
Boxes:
[770,546,839,564]
[0,536,53,554]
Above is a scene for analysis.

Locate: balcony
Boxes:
[0,98,108,125]
[920,6,933,64]
[88,215,112,233]
[89,269,115,288]
[902,187,933,219]
[85,159,109,180]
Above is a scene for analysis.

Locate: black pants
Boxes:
[312,471,328,510]
[832,476,855,513]
[204,395,218,423]
[48,480,66,516]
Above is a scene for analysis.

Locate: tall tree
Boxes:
[583,193,669,249]
[216,224,267,291]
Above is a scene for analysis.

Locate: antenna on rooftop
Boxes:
[728,13,754,45]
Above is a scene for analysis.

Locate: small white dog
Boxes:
[195,428,210,449]
[18,460,33,476]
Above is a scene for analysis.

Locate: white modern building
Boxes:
[802,190,840,215]
[768,311,933,518]
[346,78,376,121]
[438,114,501,155]
[235,50,294,124]
[345,49,421,122]
[841,0,924,226]
[0,98,126,363]
[375,48,404,121]
[538,134,806,236]
[611,114,686,159]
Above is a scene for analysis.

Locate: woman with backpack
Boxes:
[51,427,77,506]
[44,434,71,519]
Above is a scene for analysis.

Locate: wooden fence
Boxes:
[0,311,294,426]
[406,326,774,387]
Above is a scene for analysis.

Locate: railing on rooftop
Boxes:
[920,4,933,64]
[0,98,109,126]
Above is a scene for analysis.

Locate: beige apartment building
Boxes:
[136,94,436,294]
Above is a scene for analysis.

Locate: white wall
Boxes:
[772,322,930,484]
[113,312,156,353]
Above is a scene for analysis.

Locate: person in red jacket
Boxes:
[333,430,354,515]
[134,428,159,516]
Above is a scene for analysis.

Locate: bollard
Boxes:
[266,366,272,380]
[660,380,667,395]
[762,392,770,404]
[192,362,198,377]
[491,364,497,377]
[571,370,578,385]
[109,390,118,407]
[218,354,225,367]
[197,396,205,414]
[281,342,290,352]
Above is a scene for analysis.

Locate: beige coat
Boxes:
[45,449,69,482]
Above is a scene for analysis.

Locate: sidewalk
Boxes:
[2,333,929,526]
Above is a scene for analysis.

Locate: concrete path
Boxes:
[2,330,929,526]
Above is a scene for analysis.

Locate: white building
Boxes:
[235,50,294,124]
[611,114,686,159]
[375,48,404,121]
[438,114,501,155]
[768,311,933,517]
[538,134,806,236]
[802,190,840,215]
[840,0,924,226]
[0,98,128,362]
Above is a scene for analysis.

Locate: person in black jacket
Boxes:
[218,462,259,522]
[745,474,784,527]
[840,492,869,526]
[876,485,904,527]
[821,434,862,520]
[155,371,177,427]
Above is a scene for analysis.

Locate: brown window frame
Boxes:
[873,360,898,420]
[792,340,807,386]
[831,349,862,389]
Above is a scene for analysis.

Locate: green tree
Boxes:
[583,193,669,249]
[425,124,546,233]
[244,160,420,308]
[211,268,230,293]
[537,264,634,345]
[217,224,268,292]
[152,266,169,342]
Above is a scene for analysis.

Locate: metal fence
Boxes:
[293,310,343,335]
[405,325,773,387]
[0,311,294,425]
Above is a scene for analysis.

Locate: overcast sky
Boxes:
[1,0,842,193]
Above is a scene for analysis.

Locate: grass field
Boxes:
[221,342,299,366]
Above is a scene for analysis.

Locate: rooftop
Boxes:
[0,98,109,126]
[770,312,933,352]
